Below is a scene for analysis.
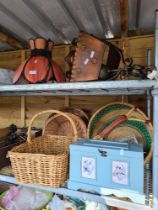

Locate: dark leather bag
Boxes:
[70,32,106,82]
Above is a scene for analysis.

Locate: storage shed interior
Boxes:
[0,1,157,210]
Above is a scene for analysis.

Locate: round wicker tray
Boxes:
[88,102,150,138]
[88,103,153,164]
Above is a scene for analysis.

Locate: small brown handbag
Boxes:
[70,32,106,82]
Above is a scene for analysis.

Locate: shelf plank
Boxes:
[0,174,153,210]
[0,80,157,96]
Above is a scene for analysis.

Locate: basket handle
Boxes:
[94,107,135,140]
[94,115,128,140]
[27,110,78,143]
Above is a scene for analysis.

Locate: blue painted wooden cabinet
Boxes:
[68,140,145,204]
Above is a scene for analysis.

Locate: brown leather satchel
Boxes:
[70,32,106,82]
[66,32,124,82]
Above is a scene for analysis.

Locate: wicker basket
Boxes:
[59,106,89,125]
[43,112,87,138]
[8,110,77,188]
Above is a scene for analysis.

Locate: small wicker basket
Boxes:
[59,107,89,125]
[43,112,87,138]
[8,110,77,188]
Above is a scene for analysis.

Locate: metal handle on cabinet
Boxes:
[98,149,108,157]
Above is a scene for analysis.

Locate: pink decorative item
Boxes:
[1,186,19,208]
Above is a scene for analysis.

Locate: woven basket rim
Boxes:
[48,107,89,121]
[8,151,68,157]
[8,134,71,158]
[59,106,89,120]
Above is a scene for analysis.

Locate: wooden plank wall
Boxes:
[0,35,154,128]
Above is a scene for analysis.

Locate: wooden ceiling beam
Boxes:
[0,31,24,49]
[119,0,128,37]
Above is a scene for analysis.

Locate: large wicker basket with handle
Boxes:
[8,110,77,188]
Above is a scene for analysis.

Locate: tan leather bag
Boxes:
[70,32,106,82]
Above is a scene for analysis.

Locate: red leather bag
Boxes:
[13,38,65,84]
